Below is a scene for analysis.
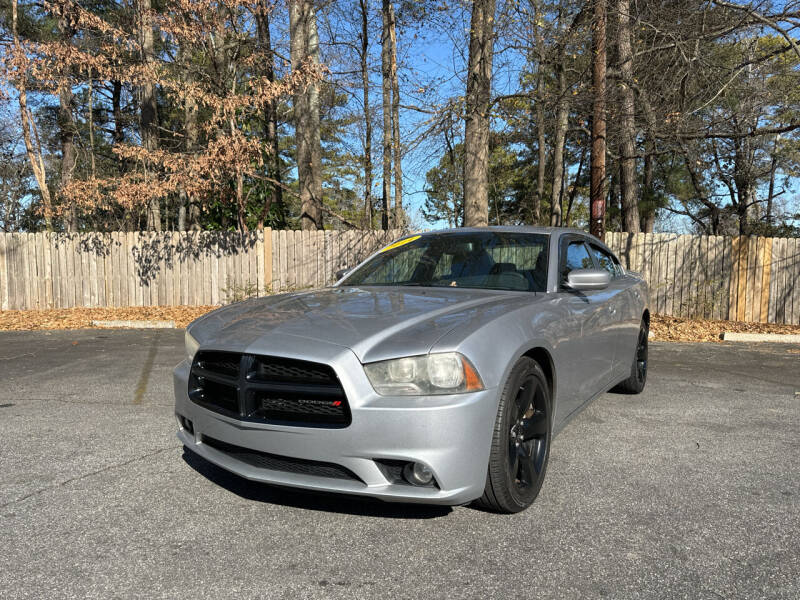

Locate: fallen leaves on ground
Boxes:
[650,315,800,342]
[0,306,798,343]
[0,306,219,330]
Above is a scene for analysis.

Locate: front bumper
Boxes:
[173,341,498,505]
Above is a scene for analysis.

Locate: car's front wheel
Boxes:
[476,357,552,513]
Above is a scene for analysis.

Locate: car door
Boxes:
[588,243,641,380]
[587,242,629,378]
[552,235,615,415]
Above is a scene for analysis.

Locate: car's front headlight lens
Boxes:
[364,352,484,396]
[185,329,200,362]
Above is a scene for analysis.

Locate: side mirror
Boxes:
[565,268,610,291]
[335,268,352,281]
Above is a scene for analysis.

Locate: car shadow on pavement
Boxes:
[182,449,453,519]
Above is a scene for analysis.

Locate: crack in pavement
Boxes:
[0,352,36,361]
[0,444,181,510]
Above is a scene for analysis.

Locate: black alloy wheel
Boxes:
[477,357,552,513]
[612,318,649,394]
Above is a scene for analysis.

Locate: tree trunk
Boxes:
[58,83,78,231]
[766,151,777,227]
[56,10,78,232]
[550,63,568,226]
[381,0,392,230]
[140,0,161,232]
[290,0,323,230]
[616,0,640,233]
[534,86,545,225]
[564,143,587,226]
[359,0,373,227]
[307,9,323,230]
[530,1,544,225]
[641,152,655,232]
[388,1,403,227]
[590,0,607,240]
[463,0,496,227]
[12,0,53,230]
[256,0,285,229]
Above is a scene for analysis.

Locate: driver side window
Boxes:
[560,240,593,284]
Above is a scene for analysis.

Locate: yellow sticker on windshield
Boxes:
[380,235,421,253]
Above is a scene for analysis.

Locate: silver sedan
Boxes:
[174,227,649,513]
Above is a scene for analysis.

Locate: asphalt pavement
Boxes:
[0,329,798,599]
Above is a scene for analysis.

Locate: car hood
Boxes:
[190,286,539,363]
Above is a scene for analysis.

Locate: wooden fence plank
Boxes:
[651,234,662,314]
[0,234,8,311]
[101,234,111,309]
[114,232,123,307]
[80,240,90,307]
[263,228,272,293]
[15,233,26,309]
[40,233,52,310]
[55,235,65,309]
[35,234,46,309]
[719,235,730,320]
[62,235,72,309]
[767,238,778,323]
[777,237,789,324]
[758,237,770,323]
[777,238,788,325]
[89,240,99,307]
[790,238,800,324]
[8,234,18,309]
[46,233,56,309]
[30,233,40,309]
[663,234,675,316]
[21,233,32,309]
[173,232,182,306]
[733,236,746,321]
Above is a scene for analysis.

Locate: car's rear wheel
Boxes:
[476,357,551,513]
[612,319,648,394]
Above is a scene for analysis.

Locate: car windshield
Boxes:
[340,232,549,292]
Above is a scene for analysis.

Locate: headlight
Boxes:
[185,329,200,362]
[364,352,484,396]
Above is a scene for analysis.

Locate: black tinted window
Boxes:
[341,232,549,292]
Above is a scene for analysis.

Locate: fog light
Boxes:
[177,415,194,435]
[403,462,433,486]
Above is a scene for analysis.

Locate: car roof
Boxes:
[415,225,599,240]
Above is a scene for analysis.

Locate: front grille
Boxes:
[202,436,363,483]
[188,351,351,427]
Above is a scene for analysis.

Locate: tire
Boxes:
[612,319,648,394]
[475,357,552,513]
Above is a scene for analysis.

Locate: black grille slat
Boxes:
[192,367,239,387]
[244,380,345,397]
[202,436,362,483]
[249,357,334,384]
[189,351,351,427]
[196,352,241,378]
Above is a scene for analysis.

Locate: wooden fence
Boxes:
[0,229,403,311]
[605,232,800,325]
[0,229,797,324]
